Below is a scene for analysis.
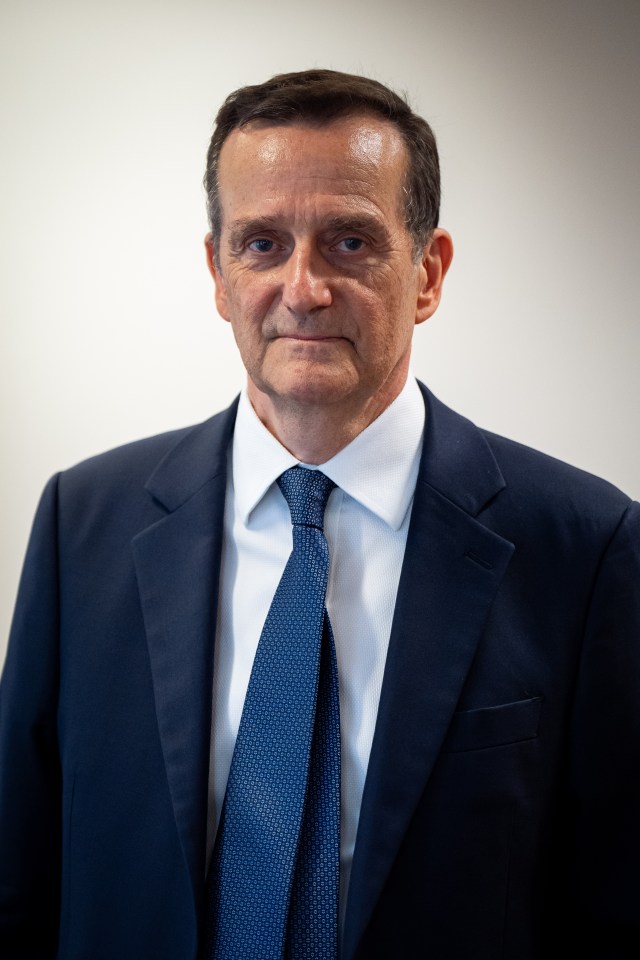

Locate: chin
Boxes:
[263,365,360,408]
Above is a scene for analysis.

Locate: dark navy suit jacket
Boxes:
[1,383,639,959]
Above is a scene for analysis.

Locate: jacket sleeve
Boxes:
[0,475,62,959]
[567,499,640,956]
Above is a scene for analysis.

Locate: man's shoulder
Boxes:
[54,398,240,508]
[419,383,633,539]
[62,424,194,483]
[481,427,632,515]
[473,427,636,561]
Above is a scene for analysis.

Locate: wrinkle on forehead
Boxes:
[236,116,406,174]
[218,118,410,228]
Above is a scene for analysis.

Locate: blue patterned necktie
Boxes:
[205,466,341,960]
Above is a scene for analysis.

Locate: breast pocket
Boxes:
[445,696,542,753]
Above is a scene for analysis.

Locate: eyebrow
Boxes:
[224,217,277,249]
[322,214,385,235]
[229,216,280,235]
[227,212,385,246]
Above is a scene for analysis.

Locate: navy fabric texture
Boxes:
[1,385,639,959]
[206,468,340,960]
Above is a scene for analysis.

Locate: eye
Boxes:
[248,237,276,253]
[336,237,365,253]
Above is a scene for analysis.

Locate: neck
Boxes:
[246,379,407,464]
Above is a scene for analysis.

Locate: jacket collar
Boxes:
[342,383,514,959]
[133,383,514,951]
[132,398,239,913]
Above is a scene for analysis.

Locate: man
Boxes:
[0,69,638,960]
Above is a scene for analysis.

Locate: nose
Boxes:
[281,244,332,316]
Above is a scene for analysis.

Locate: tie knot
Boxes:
[277,467,336,530]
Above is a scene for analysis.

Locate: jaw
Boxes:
[245,345,412,463]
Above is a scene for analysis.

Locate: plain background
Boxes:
[1,0,639,668]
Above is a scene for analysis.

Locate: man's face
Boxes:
[207,114,451,426]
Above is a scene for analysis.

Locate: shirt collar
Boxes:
[232,373,425,531]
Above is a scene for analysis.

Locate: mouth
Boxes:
[278,334,346,342]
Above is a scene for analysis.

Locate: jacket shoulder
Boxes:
[61,424,194,486]
[48,399,239,529]
[481,427,632,517]
[421,386,632,546]
[57,401,237,495]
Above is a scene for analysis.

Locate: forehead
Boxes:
[216,114,409,217]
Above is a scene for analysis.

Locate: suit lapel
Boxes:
[131,400,238,911]
[128,383,514,951]
[342,386,515,960]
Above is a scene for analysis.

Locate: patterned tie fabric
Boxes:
[205,466,341,960]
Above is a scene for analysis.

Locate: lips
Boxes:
[275,330,348,342]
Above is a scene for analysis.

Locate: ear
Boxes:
[415,228,454,325]
[204,232,231,322]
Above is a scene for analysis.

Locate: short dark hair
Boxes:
[204,68,440,259]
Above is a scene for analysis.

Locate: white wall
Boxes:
[2,0,639,666]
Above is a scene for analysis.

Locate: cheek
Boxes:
[355,283,409,342]
[228,276,279,322]
[368,298,419,364]
[227,300,272,361]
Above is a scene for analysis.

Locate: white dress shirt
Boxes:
[208,373,425,926]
